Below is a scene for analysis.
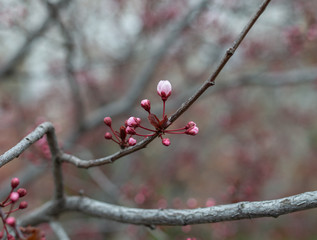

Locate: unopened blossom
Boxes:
[17,188,27,197]
[10,192,19,202]
[6,217,16,227]
[104,132,112,140]
[19,201,28,209]
[103,117,112,126]
[185,121,196,129]
[157,80,172,101]
[11,177,20,189]
[126,126,136,135]
[128,137,137,146]
[185,126,199,136]
[162,138,171,146]
[126,117,141,127]
[141,99,151,112]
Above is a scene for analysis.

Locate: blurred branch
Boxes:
[0,0,72,78]
[20,191,317,227]
[46,0,85,128]
[50,221,70,240]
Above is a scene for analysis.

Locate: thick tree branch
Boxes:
[20,191,317,227]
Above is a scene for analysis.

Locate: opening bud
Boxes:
[157,80,172,101]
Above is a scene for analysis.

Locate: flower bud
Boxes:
[6,217,16,227]
[162,138,171,146]
[104,132,112,140]
[126,117,141,127]
[19,201,28,209]
[11,177,20,189]
[17,188,27,197]
[126,126,136,135]
[185,126,199,136]
[128,137,137,146]
[185,121,196,129]
[10,192,19,202]
[103,117,112,126]
[141,99,151,112]
[157,80,172,101]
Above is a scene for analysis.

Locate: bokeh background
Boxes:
[1,0,317,239]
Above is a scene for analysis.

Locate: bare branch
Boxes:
[0,0,72,78]
[20,191,317,227]
[50,221,70,240]
[168,0,272,125]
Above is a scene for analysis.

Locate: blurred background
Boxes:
[1,0,317,239]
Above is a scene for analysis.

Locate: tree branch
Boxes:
[20,191,317,227]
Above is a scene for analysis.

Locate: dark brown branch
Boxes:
[19,190,317,227]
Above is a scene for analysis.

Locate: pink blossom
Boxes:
[141,99,151,112]
[128,137,137,146]
[157,80,172,101]
[185,126,199,136]
[126,117,141,127]
[162,138,171,146]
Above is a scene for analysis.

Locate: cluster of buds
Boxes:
[104,80,199,147]
[0,178,28,240]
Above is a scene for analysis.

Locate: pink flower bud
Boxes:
[11,177,20,189]
[126,117,141,127]
[157,80,172,101]
[185,121,196,129]
[10,192,19,202]
[104,132,112,140]
[185,126,199,136]
[19,201,28,209]
[6,217,16,227]
[103,117,112,126]
[128,137,137,146]
[126,126,136,135]
[141,99,151,112]
[162,138,171,146]
[17,188,27,197]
